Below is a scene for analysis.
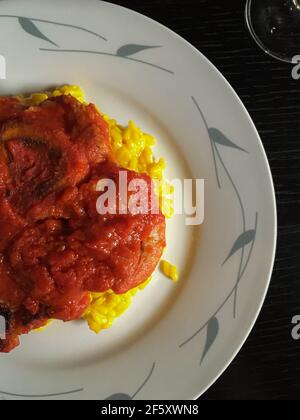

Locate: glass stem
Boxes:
[293,0,300,9]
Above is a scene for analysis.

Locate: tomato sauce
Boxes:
[0,96,165,352]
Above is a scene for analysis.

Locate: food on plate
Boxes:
[0,86,177,352]
[160,260,179,282]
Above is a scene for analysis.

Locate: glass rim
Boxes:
[245,0,294,64]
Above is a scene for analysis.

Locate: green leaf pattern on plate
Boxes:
[116,44,161,57]
[180,97,259,364]
[18,17,59,47]
[201,317,220,364]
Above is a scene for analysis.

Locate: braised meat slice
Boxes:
[0,95,165,353]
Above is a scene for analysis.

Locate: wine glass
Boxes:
[246,0,300,63]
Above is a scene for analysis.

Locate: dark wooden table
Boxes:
[109,0,300,400]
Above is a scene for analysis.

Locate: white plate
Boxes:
[0,0,276,400]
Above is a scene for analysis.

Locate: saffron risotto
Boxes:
[18,85,178,334]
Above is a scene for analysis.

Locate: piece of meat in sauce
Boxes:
[0,95,165,352]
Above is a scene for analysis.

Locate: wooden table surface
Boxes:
[109,0,300,400]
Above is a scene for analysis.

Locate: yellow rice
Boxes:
[160,260,179,282]
[19,85,177,333]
